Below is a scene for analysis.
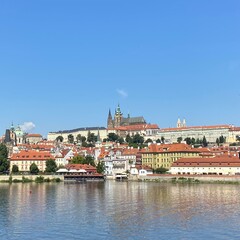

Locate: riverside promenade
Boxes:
[135,174,240,183]
[0,175,64,182]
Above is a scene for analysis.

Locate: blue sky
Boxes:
[0,0,240,137]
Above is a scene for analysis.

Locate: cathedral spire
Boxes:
[116,103,122,114]
[107,108,114,129]
[108,109,112,118]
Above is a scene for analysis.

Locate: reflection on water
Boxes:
[1,182,240,239]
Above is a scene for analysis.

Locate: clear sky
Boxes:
[0,0,240,137]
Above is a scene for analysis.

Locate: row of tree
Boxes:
[177,135,227,147]
[56,132,230,149]
[56,132,98,147]
[177,136,208,147]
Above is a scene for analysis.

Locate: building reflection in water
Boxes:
[1,182,240,239]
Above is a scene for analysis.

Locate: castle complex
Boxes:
[107,104,146,129]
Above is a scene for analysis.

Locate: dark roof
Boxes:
[50,127,106,134]
[121,116,146,125]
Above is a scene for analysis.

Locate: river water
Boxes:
[0,181,240,240]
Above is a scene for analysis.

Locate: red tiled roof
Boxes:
[11,150,54,161]
[113,124,159,131]
[172,155,240,167]
[140,143,200,153]
[66,164,96,171]
[122,148,139,155]
[26,134,42,138]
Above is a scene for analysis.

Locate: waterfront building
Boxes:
[170,154,240,175]
[10,150,54,172]
[65,164,97,174]
[141,143,200,169]
[102,157,131,176]
[130,165,153,176]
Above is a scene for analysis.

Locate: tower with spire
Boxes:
[177,118,181,128]
[114,104,123,128]
[177,118,187,128]
[107,109,114,128]
[107,104,146,129]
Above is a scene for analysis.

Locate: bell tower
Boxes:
[114,104,123,127]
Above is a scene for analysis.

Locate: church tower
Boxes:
[114,104,123,128]
[182,119,186,128]
[177,118,182,128]
[107,109,114,129]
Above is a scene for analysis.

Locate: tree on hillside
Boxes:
[145,138,153,144]
[0,144,8,159]
[0,143,9,173]
[132,134,144,144]
[71,155,95,167]
[156,139,161,143]
[126,134,133,144]
[202,136,208,147]
[45,159,57,173]
[87,132,97,143]
[107,133,119,142]
[30,163,39,174]
[96,161,105,174]
[161,136,165,144]
[117,137,124,144]
[85,155,96,166]
[76,134,82,143]
[68,134,74,144]
[56,136,63,142]
[177,137,182,143]
[184,137,192,145]
[219,135,226,144]
[71,155,85,164]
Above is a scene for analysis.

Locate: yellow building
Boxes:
[10,150,54,172]
[141,143,200,169]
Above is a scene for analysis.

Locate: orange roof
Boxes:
[26,134,42,138]
[114,124,159,131]
[11,150,54,161]
[172,155,240,167]
[122,148,139,155]
[141,143,200,153]
[66,164,96,171]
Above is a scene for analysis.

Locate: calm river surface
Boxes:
[0,181,240,240]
